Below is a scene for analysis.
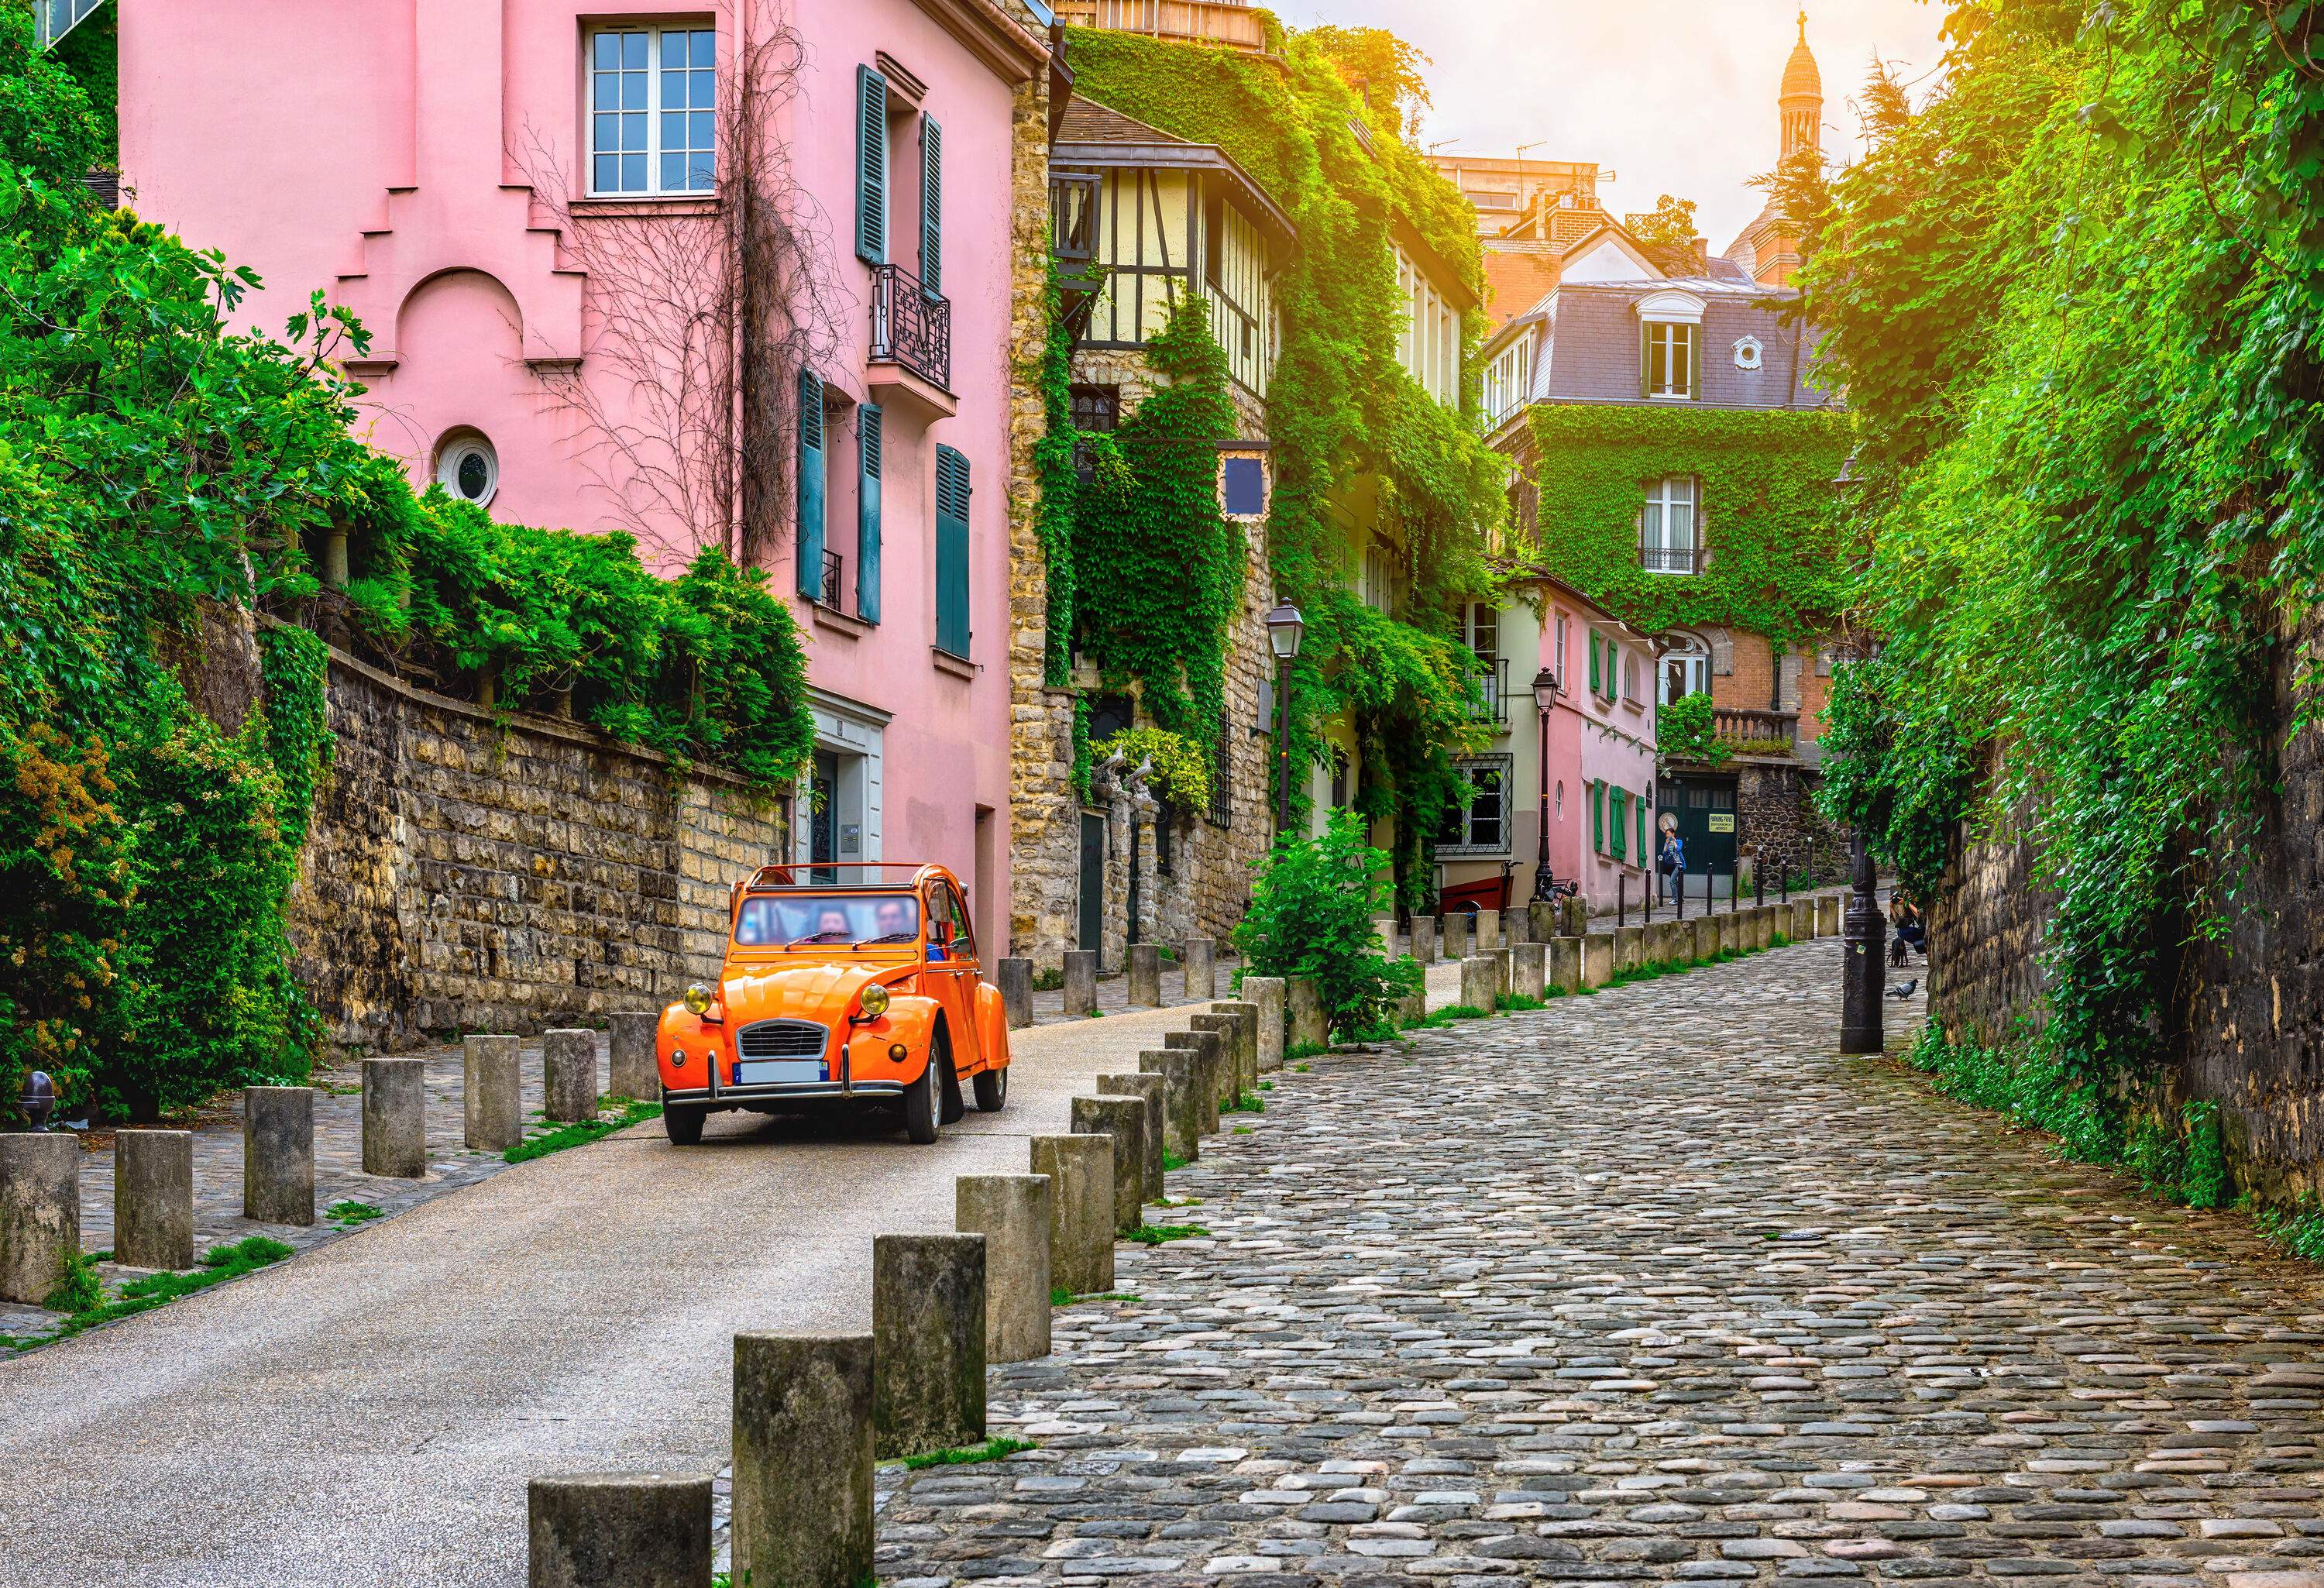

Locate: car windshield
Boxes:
[736,892,921,947]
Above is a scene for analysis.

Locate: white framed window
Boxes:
[1624,651,1641,702]
[1641,476,1698,574]
[588,26,717,197]
[1361,540,1397,613]
[1484,338,1532,425]
[1644,320,1695,398]
[1463,602,1499,658]
[1436,754,1513,857]
[435,431,499,508]
[1660,631,1710,704]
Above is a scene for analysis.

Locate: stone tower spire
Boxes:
[1779,10,1822,160]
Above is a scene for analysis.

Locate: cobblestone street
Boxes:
[878,937,2324,1586]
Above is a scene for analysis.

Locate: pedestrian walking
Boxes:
[1657,813,1686,909]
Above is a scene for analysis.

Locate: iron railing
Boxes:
[1639,542,1705,574]
[870,263,951,392]
[1471,654,1511,729]
[820,548,844,612]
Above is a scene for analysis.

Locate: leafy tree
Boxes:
[1234,813,1420,1040]
[1304,25,1433,140]
[1628,194,1699,246]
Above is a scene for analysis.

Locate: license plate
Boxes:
[734,1059,827,1087]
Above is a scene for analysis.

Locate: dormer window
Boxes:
[1635,290,1707,402]
[1734,335,1765,371]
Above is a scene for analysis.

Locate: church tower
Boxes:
[1779,12,1823,161]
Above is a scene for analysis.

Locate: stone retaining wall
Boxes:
[290,645,787,1051]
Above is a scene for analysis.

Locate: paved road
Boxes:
[882,937,2324,1584]
[0,1003,1198,1587]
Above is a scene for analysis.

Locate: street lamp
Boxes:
[1265,600,1305,838]
[1529,666,1558,905]
[1840,829,1886,1053]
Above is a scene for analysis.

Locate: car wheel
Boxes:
[973,1064,1008,1112]
[663,1104,706,1146]
[903,1047,943,1145]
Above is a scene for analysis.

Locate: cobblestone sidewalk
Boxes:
[875,936,2323,1586]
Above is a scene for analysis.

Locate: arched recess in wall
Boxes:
[1658,628,1712,706]
[389,269,531,514]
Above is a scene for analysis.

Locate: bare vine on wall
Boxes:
[516,8,845,565]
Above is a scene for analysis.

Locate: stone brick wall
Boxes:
[1734,761,1844,887]
[1928,768,2048,1051]
[290,646,786,1051]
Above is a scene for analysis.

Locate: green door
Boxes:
[1657,774,1738,901]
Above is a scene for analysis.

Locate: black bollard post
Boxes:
[1618,873,1625,931]
[1841,831,1886,1054]
[1755,863,1765,908]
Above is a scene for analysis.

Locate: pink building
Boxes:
[115,0,1047,953]
[1438,575,1659,916]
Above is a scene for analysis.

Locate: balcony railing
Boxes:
[1640,541,1704,574]
[1471,654,1511,730]
[1714,707,1799,758]
[820,548,844,613]
[870,263,951,392]
[1054,0,1276,53]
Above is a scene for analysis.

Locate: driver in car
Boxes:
[804,906,851,943]
[872,899,913,941]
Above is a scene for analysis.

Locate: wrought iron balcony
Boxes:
[1640,542,1705,574]
[870,263,951,393]
[1471,654,1511,730]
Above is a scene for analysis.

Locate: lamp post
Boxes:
[1530,666,1558,904]
[1840,829,1886,1053]
[1266,600,1305,839]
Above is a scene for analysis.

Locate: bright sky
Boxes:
[1273,0,1953,249]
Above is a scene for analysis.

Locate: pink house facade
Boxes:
[115,0,1047,954]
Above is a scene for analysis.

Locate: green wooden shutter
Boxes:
[1638,799,1648,861]
[796,368,825,600]
[1639,321,1652,399]
[1591,781,1604,853]
[919,115,942,295]
[854,65,888,264]
[856,404,882,624]
[1686,323,1700,400]
[934,443,970,657]
[1611,789,1627,860]
[1588,634,1601,693]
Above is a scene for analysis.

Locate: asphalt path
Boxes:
[0,1004,1192,1587]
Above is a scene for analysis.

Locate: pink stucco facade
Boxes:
[118,0,1044,954]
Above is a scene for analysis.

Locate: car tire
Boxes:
[903,1045,943,1146]
[940,1057,966,1126]
[973,1064,1008,1112]
[663,1104,706,1146]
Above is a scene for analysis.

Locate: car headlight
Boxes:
[857,983,892,1019]
[682,982,714,1016]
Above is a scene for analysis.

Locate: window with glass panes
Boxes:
[1435,755,1512,857]
[589,27,717,196]
[1643,320,1695,399]
[1641,476,1697,572]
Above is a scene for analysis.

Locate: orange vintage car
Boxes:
[654,862,1012,1146]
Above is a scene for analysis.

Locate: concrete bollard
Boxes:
[1244,975,1286,1073]
[1164,1029,1226,1130]
[464,1034,523,1153]
[1561,895,1590,938]
[1031,1134,1113,1296]
[1287,976,1327,1051]
[361,1057,427,1180]
[1817,894,1840,937]
[872,1232,987,1460]
[0,1133,81,1304]
[1647,919,1681,965]
[1458,955,1498,1014]
[1614,926,1645,974]
[1548,937,1583,994]
[1793,899,1816,940]
[1071,1095,1149,1235]
[1476,909,1501,952]
[1126,943,1162,1008]
[1395,981,1427,1027]
[1511,941,1547,1001]
[731,1332,875,1588]
[1372,914,1399,955]
[243,1085,315,1226]
[528,1471,712,1588]
[1208,1000,1260,1096]
[1096,1073,1167,1201]
[1717,913,1744,957]
[1062,948,1098,1016]
[1528,901,1556,945]
[1693,914,1722,962]
[1188,1012,1244,1103]
[607,1012,660,1101]
[997,957,1033,1029]
[1411,915,1437,964]
[115,1129,194,1272]
[1137,1050,1201,1165]
[1441,913,1471,961]
[1490,947,1513,1000]
[1182,938,1216,1001]
[542,1029,598,1124]
[1581,934,1615,988]
[954,1174,1052,1362]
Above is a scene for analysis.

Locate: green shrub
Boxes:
[1233,810,1418,1040]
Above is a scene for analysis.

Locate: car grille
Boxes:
[735,1019,828,1060]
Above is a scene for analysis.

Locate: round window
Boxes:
[436,434,499,507]
[1732,336,1765,372]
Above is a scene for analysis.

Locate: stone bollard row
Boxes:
[955,1173,1050,1363]
[1394,980,1427,1028]
[465,1034,523,1153]
[528,1471,712,1588]
[244,1084,315,1227]
[1410,915,1438,964]
[1490,947,1513,1001]
[731,1331,875,1588]
[1031,1134,1114,1297]
[1476,908,1501,953]
[1062,948,1098,1016]
[362,1056,427,1180]
[1071,1095,1148,1235]
[1614,926,1644,974]
[1526,901,1556,946]
[1243,975,1286,1073]
[115,1129,194,1273]
[1511,942,1547,1002]
[1096,1072,1167,1201]
[872,1232,986,1461]
[1458,955,1498,1014]
[1547,937,1583,995]
[0,1131,81,1304]
[1163,1028,1226,1129]
[1693,915,1721,963]
[607,1011,659,1101]
[1208,1000,1260,1096]
[1581,934,1615,989]
[996,957,1033,1029]
[1286,976,1327,1051]
[1441,912,1471,961]
[1817,893,1841,937]
[1137,1050,1201,1165]
[1126,943,1162,1009]
[1188,1012,1244,1102]
[1182,937,1216,1001]
[542,1029,598,1124]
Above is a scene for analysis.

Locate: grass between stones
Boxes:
[2,1236,297,1355]
[1394,930,1803,1034]
[1223,1092,1263,1114]
[326,1200,383,1228]
[505,1095,662,1164]
[1161,1150,1189,1172]
[1124,1223,1208,1246]
[900,1435,1037,1471]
